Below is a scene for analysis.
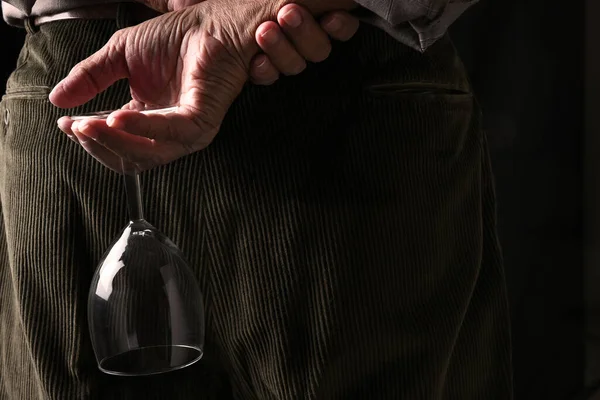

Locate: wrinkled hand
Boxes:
[249,4,359,85]
[51,0,356,172]
[51,2,255,172]
[139,0,361,85]
[135,0,360,86]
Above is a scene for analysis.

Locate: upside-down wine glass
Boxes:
[71,107,205,376]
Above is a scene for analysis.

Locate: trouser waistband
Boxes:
[23,2,159,34]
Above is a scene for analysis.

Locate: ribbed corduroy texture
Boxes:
[0,13,513,400]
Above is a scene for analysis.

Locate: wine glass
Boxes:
[71,108,205,376]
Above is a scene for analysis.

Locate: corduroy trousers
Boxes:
[0,8,513,400]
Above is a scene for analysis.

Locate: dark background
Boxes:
[451,0,590,398]
[0,0,594,398]
[0,18,21,92]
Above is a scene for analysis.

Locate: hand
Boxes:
[50,0,357,172]
[249,4,359,85]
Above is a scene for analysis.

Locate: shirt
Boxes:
[354,0,476,51]
[1,0,477,52]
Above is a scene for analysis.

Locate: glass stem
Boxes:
[122,159,144,222]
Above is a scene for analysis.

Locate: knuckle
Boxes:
[110,27,131,50]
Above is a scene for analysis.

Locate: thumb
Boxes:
[49,34,128,109]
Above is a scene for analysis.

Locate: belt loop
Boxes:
[23,17,39,34]
[116,3,131,29]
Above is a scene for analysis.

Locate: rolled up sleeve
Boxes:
[354,0,478,52]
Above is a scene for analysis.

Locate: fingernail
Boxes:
[78,121,98,140]
[49,84,60,99]
[108,112,126,130]
[254,57,268,71]
[324,16,342,31]
[71,123,89,144]
[71,121,80,134]
[282,10,302,28]
[56,117,69,132]
[261,28,279,45]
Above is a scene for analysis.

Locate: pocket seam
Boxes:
[365,82,472,96]
[3,86,51,100]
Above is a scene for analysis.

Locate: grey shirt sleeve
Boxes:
[353,0,478,52]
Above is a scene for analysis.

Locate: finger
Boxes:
[106,109,215,149]
[278,4,331,63]
[121,99,147,111]
[57,116,80,144]
[255,21,307,76]
[249,54,280,85]
[74,119,182,170]
[77,110,216,169]
[49,33,128,108]
[71,121,123,172]
[320,11,360,42]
